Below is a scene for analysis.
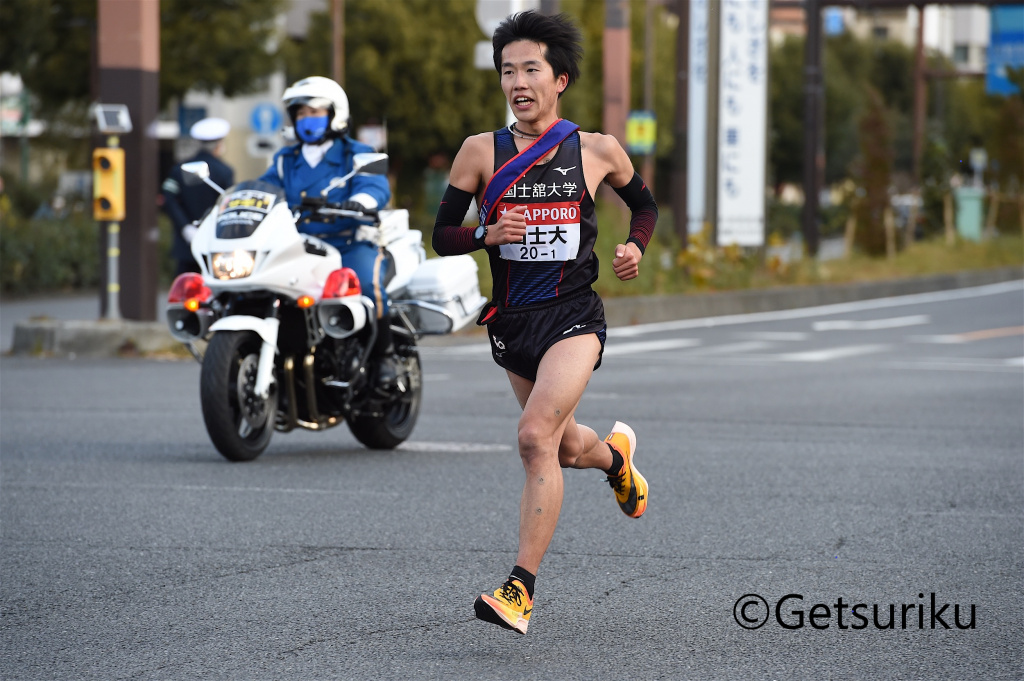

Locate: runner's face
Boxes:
[500,40,567,130]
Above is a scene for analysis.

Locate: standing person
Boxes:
[258,76,397,384]
[432,11,658,635]
[161,117,235,276]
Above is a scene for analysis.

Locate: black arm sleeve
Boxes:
[611,172,658,255]
[432,184,478,256]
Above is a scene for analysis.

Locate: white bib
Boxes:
[497,201,582,262]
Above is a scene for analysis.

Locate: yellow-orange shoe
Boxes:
[605,421,648,518]
[474,578,533,634]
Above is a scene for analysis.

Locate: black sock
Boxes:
[604,442,624,476]
[509,565,536,599]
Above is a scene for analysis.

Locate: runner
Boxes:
[432,10,658,635]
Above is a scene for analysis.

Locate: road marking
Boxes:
[775,344,888,362]
[1005,357,1024,366]
[398,441,512,453]
[603,338,701,356]
[609,280,1022,337]
[677,340,771,356]
[737,331,809,341]
[812,314,930,331]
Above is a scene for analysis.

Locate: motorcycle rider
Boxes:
[259,76,398,386]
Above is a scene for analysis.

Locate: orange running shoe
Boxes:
[474,577,533,634]
[605,421,648,518]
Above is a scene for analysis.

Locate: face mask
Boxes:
[295,115,329,144]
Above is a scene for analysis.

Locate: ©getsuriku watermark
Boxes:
[734,593,977,631]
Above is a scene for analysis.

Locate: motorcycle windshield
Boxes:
[214,180,287,239]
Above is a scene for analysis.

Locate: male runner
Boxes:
[431,10,658,635]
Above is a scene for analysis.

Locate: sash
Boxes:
[478,118,580,228]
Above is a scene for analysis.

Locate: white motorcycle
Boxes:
[166,153,485,461]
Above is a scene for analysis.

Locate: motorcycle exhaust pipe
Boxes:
[166,307,217,343]
[317,297,372,340]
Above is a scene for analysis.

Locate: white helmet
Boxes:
[282,76,350,134]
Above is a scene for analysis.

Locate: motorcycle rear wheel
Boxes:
[348,350,422,450]
[200,331,276,462]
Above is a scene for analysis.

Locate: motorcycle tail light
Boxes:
[322,268,362,298]
[168,273,212,306]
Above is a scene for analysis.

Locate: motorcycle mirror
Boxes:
[180,160,226,194]
[180,161,210,185]
[351,153,388,176]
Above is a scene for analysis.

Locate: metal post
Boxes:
[642,0,656,189]
[672,0,690,248]
[801,0,822,257]
[333,0,345,87]
[704,0,720,242]
[105,221,122,320]
[912,3,926,183]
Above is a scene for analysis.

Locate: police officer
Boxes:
[161,117,235,275]
[258,76,396,385]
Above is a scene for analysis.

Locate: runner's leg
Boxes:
[505,333,602,574]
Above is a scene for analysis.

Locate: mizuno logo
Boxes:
[553,166,576,176]
[562,323,586,335]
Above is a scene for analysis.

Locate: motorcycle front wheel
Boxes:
[200,331,276,462]
[348,348,422,450]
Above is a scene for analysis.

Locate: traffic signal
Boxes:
[93,147,125,221]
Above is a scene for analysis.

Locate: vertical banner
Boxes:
[717,0,768,247]
[687,0,708,236]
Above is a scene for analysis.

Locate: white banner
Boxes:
[686,0,708,237]
[716,0,768,247]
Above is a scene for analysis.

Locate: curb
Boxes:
[8,266,1022,358]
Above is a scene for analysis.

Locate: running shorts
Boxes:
[478,288,607,382]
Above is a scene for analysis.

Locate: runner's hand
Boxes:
[489,204,528,246]
[612,242,642,281]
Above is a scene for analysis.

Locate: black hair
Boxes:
[492,11,583,93]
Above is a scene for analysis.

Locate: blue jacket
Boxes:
[258,137,391,247]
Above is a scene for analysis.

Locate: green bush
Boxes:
[1,209,101,294]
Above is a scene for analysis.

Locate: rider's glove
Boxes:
[340,200,368,213]
[182,223,198,243]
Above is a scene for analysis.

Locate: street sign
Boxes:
[626,111,656,155]
[986,5,1024,96]
[246,134,277,158]
[249,103,283,135]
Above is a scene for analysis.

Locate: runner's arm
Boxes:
[432,136,486,256]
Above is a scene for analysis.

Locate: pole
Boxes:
[333,0,345,87]
[801,0,822,257]
[704,0,720,242]
[642,0,656,190]
[672,0,690,247]
[912,3,926,183]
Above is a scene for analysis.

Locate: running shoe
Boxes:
[474,577,533,634]
[605,421,648,518]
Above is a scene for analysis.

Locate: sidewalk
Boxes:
[3,267,1021,357]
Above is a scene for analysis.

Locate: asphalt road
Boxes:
[2,281,1022,680]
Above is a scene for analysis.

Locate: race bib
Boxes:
[497,201,581,262]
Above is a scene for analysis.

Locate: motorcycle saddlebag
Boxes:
[401,255,486,334]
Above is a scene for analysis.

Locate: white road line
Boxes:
[908,335,967,344]
[775,344,888,362]
[603,338,702,356]
[609,280,1022,337]
[398,441,512,453]
[738,331,809,341]
[677,340,771,356]
[1005,357,1024,366]
[812,314,930,331]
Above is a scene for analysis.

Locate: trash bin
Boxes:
[954,187,985,242]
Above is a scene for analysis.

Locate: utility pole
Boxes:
[642,0,656,191]
[801,0,823,257]
[912,3,926,182]
[672,0,690,247]
[539,0,560,14]
[604,0,631,210]
[704,0,720,242]
[333,0,345,87]
[96,0,159,321]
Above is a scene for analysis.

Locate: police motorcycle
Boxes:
[166,153,485,461]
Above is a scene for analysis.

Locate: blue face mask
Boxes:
[295,115,329,143]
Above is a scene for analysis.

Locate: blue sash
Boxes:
[478,118,580,228]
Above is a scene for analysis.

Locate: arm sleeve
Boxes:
[611,172,658,255]
[160,168,190,230]
[431,185,477,256]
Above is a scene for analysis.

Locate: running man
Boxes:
[431,10,658,634]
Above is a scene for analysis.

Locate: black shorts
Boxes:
[480,289,607,382]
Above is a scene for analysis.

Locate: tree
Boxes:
[853,87,892,256]
[0,0,283,114]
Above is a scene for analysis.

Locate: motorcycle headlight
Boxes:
[211,250,256,280]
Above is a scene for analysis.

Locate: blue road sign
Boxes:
[250,103,283,135]
[987,5,1024,96]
